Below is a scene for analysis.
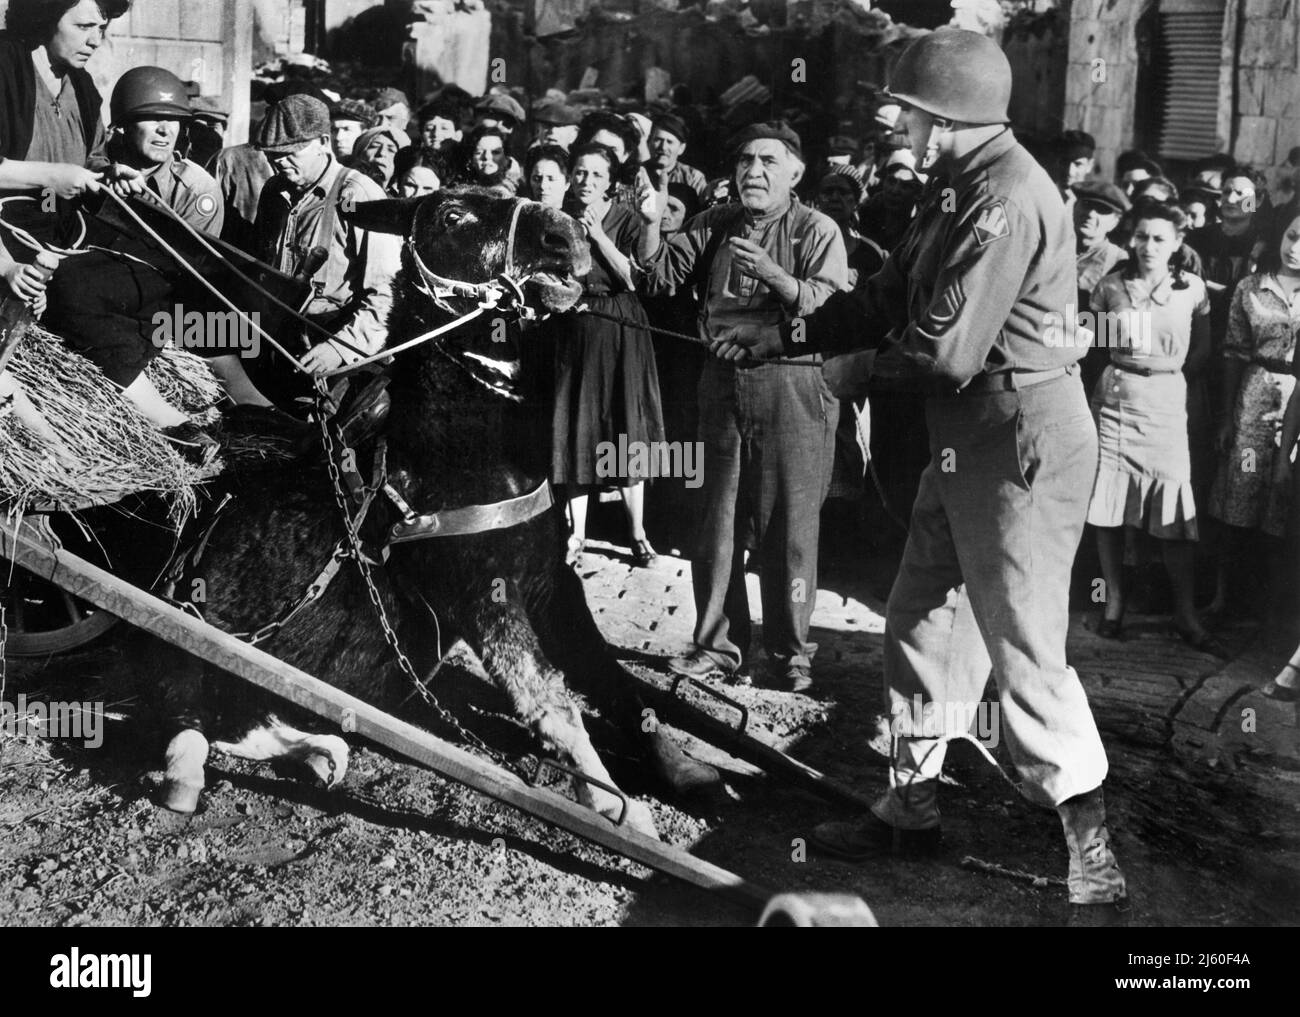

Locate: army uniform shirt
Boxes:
[145,154,224,235]
[785,128,1084,390]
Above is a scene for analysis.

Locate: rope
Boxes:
[577,303,911,530]
[96,188,312,374]
[573,304,827,368]
[116,188,518,378]
[318,305,490,377]
[0,196,88,256]
[126,188,348,351]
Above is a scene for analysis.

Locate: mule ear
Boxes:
[343,197,422,235]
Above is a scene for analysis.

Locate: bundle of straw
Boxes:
[0,326,223,523]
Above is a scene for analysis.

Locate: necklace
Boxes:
[44,74,69,117]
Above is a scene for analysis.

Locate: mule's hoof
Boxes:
[623,799,660,840]
[159,779,203,814]
[161,730,208,813]
[648,731,721,795]
[577,782,660,840]
[303,735,349,789]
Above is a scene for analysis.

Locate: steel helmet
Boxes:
[110,67,192,123]
[886,29,1012,125]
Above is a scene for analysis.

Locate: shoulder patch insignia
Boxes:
[972,201,1010,246]
[196,194,217,217]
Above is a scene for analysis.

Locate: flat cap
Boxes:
[331,98,375,125]
[730,120,802,160]
[651,113,688,144]
[257,94,332,153]
[1072,177,1131,215]
[533,97,581,125]
[191,95,229,122]
[475,92,527,123]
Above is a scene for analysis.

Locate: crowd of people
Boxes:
[4,2,1300,693]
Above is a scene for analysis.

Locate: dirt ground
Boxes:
[2,505,1298,928]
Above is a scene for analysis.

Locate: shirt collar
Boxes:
[946,128,1018,186]
[281,155,340,202]
[142,155,180,182]
[742,196,794,227]
[1259,273,1300,305]
[1124,272,1175,306]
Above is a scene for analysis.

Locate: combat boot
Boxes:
[1058,785,1128,924]
[810,781,942,861]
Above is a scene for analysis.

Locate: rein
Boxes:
[572,303,827,368]
[95,187,538,381]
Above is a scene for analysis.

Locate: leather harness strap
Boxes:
[386,480,553,545]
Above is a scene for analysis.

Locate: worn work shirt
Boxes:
[784,129,1084,390]
[254,156,402,360]
[640,198,849,351]
[144,154,224,235]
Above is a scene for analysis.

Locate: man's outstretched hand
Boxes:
[709,323,785,363]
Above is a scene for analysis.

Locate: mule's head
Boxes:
[348,188,591,319]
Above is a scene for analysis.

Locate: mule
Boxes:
[152,189,718,838]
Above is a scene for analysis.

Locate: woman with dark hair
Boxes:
[553,142,664,567]
[391,144,444,197]
[575,111,644,205]
[1086,198,1223,654]
[451,124,515,195]
[524,143,568,209]
[0,0,217,443]
[1208,208,1300,618]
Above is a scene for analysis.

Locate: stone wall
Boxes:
[1066,0,1300,188]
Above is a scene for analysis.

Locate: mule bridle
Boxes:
[320,198,547,380]
[404,200,535,317]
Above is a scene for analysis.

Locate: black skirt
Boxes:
[550,291,665,486]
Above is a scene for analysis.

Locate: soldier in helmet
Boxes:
[107,66,223,234]
[714,29,1127,919]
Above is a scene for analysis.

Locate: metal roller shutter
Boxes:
[1157,0,1227,161]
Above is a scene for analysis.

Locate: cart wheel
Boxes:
[2,570,118,657]
[757,893,878,927]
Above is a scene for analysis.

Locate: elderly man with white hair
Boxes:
[636,121,849,693]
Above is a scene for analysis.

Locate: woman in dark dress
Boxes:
[553,142,665,567]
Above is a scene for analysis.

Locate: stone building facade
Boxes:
[1066,0,1299,191]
